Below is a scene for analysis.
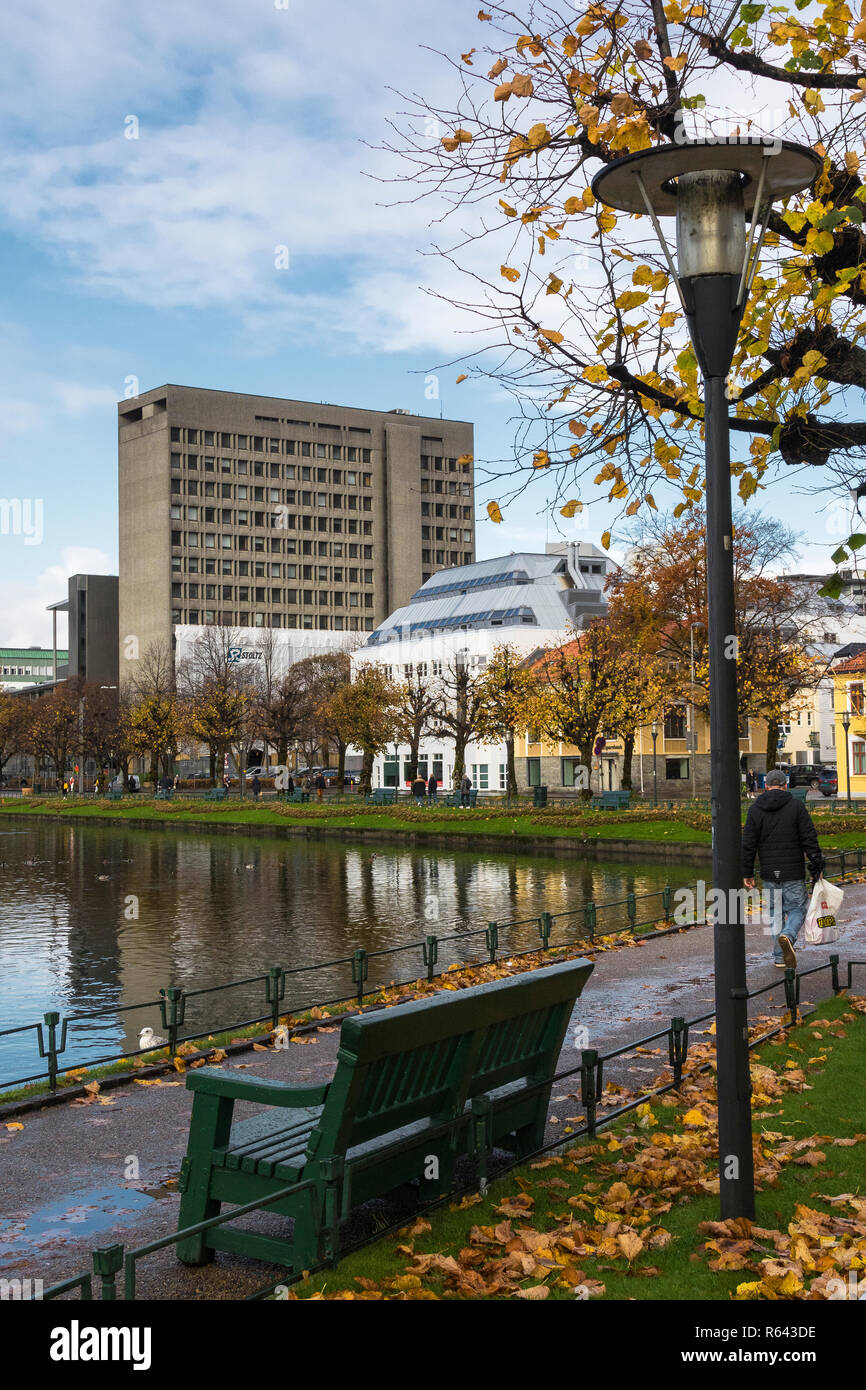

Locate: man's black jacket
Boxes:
[741,788,824,883]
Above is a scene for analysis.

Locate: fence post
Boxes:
[668,1016,689,1089]
[470,1094,493,1194]
[423,934,439,983]
[584,901,596,941]
[580,1048,599,1136]
[857,850,863,873]
[662,885,672,920]
[39,1011,64,1093]
[839,851,847,878]
[158,987,186,1056]
[626,891,637,932]
[92,1244,124,1301]
[783,968,800,1025]
[266,967,286,1029]
[538,912,553,950]
[485,921,499,964]
[352,949,369,1007]
[830,953,841,995]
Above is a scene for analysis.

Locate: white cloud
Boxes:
[0,548,113,647]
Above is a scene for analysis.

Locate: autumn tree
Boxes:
[603,589,670,787]
[79,682,126,784]
[530,623,633,797]
[24,685,80,788]
[430,653,490,788]
[608,509,828,766]
[476,643,539,794]
[123,640,182,787]
[292,651,353,781]
[321,664,400,794]
[390,1,866,540]
[177,628,254,788]
[0,691,27,784]
[393,663,441,781]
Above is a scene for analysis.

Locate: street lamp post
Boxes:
[651,720,659,807]
[689,621,705,802]
[593,138,820,1220]
[842,709,852,810]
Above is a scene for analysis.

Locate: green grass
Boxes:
[289,994,866,1300]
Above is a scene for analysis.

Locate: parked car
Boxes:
[775,763,837,796]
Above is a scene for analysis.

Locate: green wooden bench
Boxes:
[205,787,228,802]
[789,787,809,803]
[175,956,593,1274]
[155,788,174,801]
[590,790,631,810]
[442,788,478,807]
[366,787,396,805]
[109,787,124,801]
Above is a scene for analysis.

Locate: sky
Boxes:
[0,0,851,648]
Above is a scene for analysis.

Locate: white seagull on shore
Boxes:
[138,1026,167,1050]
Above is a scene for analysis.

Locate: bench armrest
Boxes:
[186,1066,330,1108]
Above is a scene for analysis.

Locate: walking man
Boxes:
[427,771,438,803]
[742,768,824,969]
[459,772,473,809]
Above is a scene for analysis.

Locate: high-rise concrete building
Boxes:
[118,384,475,676]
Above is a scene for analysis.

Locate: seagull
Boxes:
[138,1026,167,1050]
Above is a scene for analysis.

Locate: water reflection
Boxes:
[0,822,705,1085]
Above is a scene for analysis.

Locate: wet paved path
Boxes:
[3,883,864,1300]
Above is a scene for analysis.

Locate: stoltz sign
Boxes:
[227,648,263,664]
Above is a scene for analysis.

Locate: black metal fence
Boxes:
[3,847,862,1098]
[37,947,866,1302]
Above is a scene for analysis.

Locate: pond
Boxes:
[0,820,706,1088]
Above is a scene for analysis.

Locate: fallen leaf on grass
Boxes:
[514,1284,549,1299]
[5,1122,23,1132]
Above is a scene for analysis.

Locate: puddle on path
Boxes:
[0,1184,171,1266]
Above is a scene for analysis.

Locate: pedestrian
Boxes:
[427,771,438,802]
[412,774,427,805]
[286,773,295,797]
[62,780,68,797]
[173,774,179,791]
[742,767,825,970]
[251,774,262,801]
[223,772,230,792]
[315,773,326,802]
[460,772,473,808]
[746,768,756,798]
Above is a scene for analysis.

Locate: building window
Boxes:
[663,707,687,740]
[560,757,586,788]
[526,757,541,788]
[853,741,866,776]
[471,763,489,790]
[665,757,689,780]
[848,682,865,714]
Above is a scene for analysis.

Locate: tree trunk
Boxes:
[621,732,635,790]
[209,749,216,787]
[579,739,594,801]
[452,736,467,789]
[407,740,419,782]
[765,716,780,773]
[506,730,518,797]
[336,739,346,786]
[360,748,374,796]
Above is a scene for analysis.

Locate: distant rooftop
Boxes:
[366,546,613,646]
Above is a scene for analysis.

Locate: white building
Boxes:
[353,544,614,791]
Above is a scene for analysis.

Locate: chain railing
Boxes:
[2,848,860,1098]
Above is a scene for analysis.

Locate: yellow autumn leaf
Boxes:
[456,373,468,384]
[560,499,583,517]
[615,290,650,311]
[601,530,611,550]
[540,329,564,343]
[456,453,473,464]
[597,208,616,233]
[682,1108,709,1127]
[5,1122,24,1131]
[498,200,517,217]
[500,265,521,282]
[663,54,687,70]
[487,500,503,524]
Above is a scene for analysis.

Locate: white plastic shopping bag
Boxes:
[804,876,843,945]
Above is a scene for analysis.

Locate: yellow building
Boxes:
[833,651,866,800]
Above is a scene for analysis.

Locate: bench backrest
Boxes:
[305,959,592,1162]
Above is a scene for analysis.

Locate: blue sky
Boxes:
[0,0,849,646]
